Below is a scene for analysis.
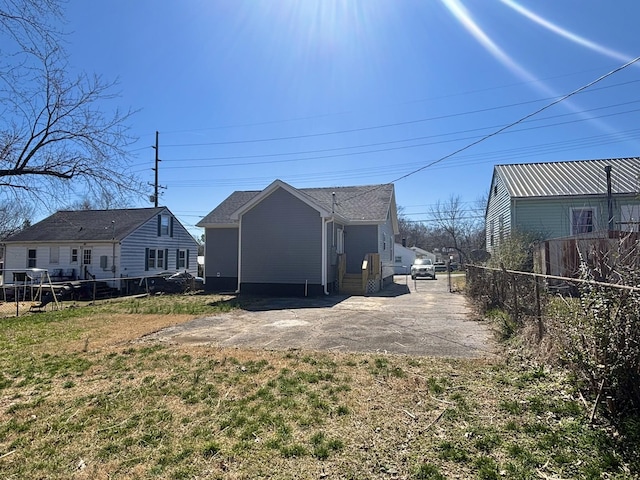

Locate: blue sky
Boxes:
[62,0,640,237]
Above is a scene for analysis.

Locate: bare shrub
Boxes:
[558,240,640,418]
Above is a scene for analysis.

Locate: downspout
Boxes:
[323,217,330,295]
[236,220,242,294]
[605,165,614,233]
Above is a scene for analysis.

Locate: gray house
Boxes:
[197,180,399,296]
[486,158,640,253]
[2,207,199,286]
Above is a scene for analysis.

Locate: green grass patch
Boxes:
[0,302,637,479]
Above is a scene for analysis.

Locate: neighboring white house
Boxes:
[409,246,437,263]
[393,243,416,274]
[2,207,199,288]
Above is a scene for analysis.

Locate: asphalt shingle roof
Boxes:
[4,207,167,243]
[496,158,640,198]
[197,183,394,226]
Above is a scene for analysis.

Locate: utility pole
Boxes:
[153,131,160,207]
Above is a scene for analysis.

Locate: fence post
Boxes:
[512,272,519,324]
[534,275,543,341]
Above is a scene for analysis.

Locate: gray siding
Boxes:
[345,225,377,273]
[121,209,198,278]
[241,188,322,284]
[205,228,238,277]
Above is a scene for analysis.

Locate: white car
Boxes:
[410,258,436,280]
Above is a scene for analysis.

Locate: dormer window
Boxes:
[157,214,173,237]
[161,216,170,235]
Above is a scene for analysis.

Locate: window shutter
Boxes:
[186,250,190,269]
[170,217,174,237]
[165,249,169,269]
[145,248,149,271]
[157,215,161,236]
[176,249,180,269]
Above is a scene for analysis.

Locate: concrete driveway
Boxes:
[145,275,496,358]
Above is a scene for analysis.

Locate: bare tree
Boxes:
[429,194,484,262]
[0,0,142,208]
[0,201,34,240]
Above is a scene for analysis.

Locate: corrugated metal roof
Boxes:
[197,183,394,226]
[496,158,640,198]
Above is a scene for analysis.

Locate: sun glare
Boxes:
[439,0,619,136]
[500,0,633,63]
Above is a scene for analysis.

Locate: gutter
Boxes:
[235,217,242,294]
[323,217,330,295]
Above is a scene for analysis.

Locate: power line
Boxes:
[149,100,640,169]
[159,79,640,148]
[390,56,640,184]
[150,106,640,172]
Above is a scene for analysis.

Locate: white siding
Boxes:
[3,243,117,281]
[120,209,198,279]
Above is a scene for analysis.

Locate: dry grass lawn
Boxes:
[0,294,636,479]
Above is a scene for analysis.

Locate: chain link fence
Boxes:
[0,269,203,318]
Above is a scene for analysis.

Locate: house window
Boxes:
[177,249,186,269]
[571,208,595,234]
[147,249,165,269]
[71,248,78,263]
[83,249,92,265]
[498,215,504,241]
[395,256,402,264]
[27,249,37,268]
[489,220,495,247]
[336,228,344,254]
[50,246,60,264]
[161,216,170,236]
[621,205,640,232]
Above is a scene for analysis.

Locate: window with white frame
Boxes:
[147,249,165,269]
[27,249,37,268]
[148,249,156,269]
[177,249,186,269]
[621,205,640,232]
[71,248,78,263]
[83,249,92,265]
[161,216,170,236]
[50,246,59,264]
[571,208,595,234]
[395,256,402,263]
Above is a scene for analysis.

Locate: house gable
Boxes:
[240,186,323,287]
[231,180,330,221]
